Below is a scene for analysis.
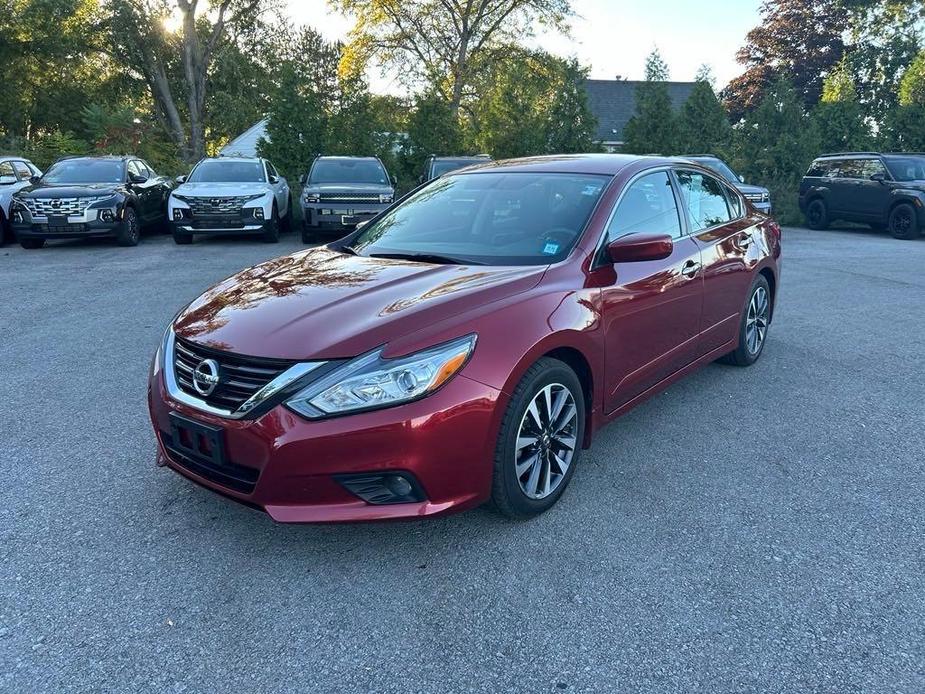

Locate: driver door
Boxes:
[599,170,704,414]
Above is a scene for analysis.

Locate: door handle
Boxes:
[680,260,701,278]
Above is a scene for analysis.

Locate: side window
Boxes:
[807,160,829,177]
[861,159,888,179]
[12,161,33,181]
[127,160,142,179]
[834,159,864,179]
[140,160,156,177]
[724,184,743,218]
[605,171,683,242]
[0,161,15,183]
[265,161,278,180]
[675,170,731,231]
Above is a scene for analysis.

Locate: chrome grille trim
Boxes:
[163,330,325,419]
[174,195,261,217]
[23,197,96,217]
[318,193,381,203]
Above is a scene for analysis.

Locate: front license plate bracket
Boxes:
[168,412,227,466]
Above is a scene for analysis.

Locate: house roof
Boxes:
[584,80,698,143]
[220,117,269,157]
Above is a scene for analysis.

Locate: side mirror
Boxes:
[299,174,307,185]
[0,175,17,185]
[606,233,674,263]
[175,175,186,184]
[871,172,887,184]
[739,174,746,184]
[268,174,279,184]
[30,175,41,184]
[129,172,149,184]
[390,174,398,186]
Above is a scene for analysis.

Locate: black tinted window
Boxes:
[606,171,682,241]
[806,160,830,177]
[43,159,124,184]
[676,170,731,231]
[309,159,388,184]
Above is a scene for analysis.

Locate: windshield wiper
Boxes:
[368,252,483,266]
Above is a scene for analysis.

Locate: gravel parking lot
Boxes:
[2,226,924,693]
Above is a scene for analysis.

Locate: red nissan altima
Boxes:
[148,154,781,522]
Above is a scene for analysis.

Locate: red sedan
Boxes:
[148,154,781,522]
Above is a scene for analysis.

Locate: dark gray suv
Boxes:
[799,152,925,240]
[300,156,395,243]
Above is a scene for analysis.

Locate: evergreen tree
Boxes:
[677,79,732,155]
[734,79,819,224]
[401,93,464,179]
[811,61,872,154]
[623,49,677,155]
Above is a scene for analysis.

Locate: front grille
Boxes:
[173,337,295,412]
[24,197,94,217]
[318,193,381,203]
[177,195,256,218]
[745,193,769,203]
[42,223,88,233]
[162,432,259,494]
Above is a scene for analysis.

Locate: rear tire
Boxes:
[719,275,771,367]
[261,205,280,243]
[20,237,45,249]
[490,358,585,519]
[888,203,920,240]
[116,207,140,246]
[805,198,829,230]
[0,209,9,246]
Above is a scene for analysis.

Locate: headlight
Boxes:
[379,193,393,204]
[304,192,320,203]
[287,334,477,418]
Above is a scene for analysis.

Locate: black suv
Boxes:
[420,155,492,183]
[799,152,925,240]
[10,155,172,248]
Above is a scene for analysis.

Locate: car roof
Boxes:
[203,156,263,163]
[454,153,683,176]
[0,155,32,163]
[432,155,491,161]
[315,155,380,161]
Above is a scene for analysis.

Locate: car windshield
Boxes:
[885,156,925,182]
[187,160,265,183]
[348,172,609,266]
[691,158,741,185]
[432,159,486,177]
[42,159,123,184]
[310,159,388,184]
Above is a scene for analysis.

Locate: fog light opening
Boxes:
[336,472,425,505]
[100,209,116,223]
[253,207,264,220]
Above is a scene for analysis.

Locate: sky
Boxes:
[284,0,763,92]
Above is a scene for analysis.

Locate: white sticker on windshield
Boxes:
[543,243,559,255]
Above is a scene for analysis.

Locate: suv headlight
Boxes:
[287,334,477,418]
[379,193,393,204]
[304,192,320,203]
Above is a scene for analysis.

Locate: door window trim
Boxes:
[671,167,735,234]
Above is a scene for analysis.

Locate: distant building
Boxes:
[584,80,698,151]
[220,118,269,157]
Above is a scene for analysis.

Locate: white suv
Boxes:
[0,156,42,245]
[168,157,291,244]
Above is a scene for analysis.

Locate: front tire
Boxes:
[490,358,585,519]
[888,203,920,240]
[805,198,829,230]
[720,275,771,367]
[116,207,140,246]
[20,237,45,249]
[173,231,193,245]
[261,205,280,243]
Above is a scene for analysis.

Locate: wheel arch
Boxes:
[758,266,777,322]
[542,346,595,449]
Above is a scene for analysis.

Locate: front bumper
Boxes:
[148,357,505,523]
[169,219,271,235]
[302,202,389,228]
[13,217,122,240]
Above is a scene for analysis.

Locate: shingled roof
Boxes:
[584,80,698,145]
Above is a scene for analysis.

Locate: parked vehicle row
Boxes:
[800,151,925,239]
[148,153,782,522]
[2,151,497,249]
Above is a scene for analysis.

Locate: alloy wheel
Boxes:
[891,209,912,236]
[745,285,769,355]
[514,383,578,500]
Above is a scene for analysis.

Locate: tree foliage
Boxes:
[332,0,572,113]
[678,79,732,155]
[622,50,678,155]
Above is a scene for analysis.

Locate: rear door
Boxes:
[852,158,891,221]
[675,168,756,354]
[599,169,704,414]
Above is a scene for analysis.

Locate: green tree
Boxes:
[734,79,819,224]
[899,50,925,105]
[622,49,678,154]
[677,79,732,155]
[332,0,572,115]
[812,61,872,153]
[400,93,464,181]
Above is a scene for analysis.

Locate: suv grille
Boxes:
[23,197,94,217]
[177,195,256,218]
[318,193,381,203]
[173,337,295,412]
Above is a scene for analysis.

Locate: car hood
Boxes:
[16,182,123,198]
[174,247,545,360]
[303,183,393,195]
[173,182,273,197]
[735,183,770,196]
